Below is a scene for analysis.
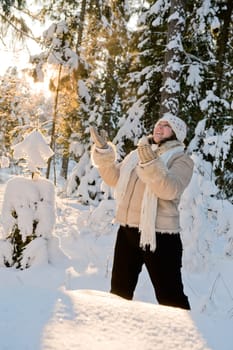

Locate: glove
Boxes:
[137,136,156,164]
[90,125,108,149]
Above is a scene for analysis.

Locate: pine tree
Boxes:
[66,0,133,202]
[182,0,233,202]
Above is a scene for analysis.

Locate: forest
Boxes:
[0,3,233,347]
[0,0,232,205]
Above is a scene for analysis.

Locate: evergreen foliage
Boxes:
[6,210,37,268]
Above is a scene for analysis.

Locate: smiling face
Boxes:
[153,121,174,144]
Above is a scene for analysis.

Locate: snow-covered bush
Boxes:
[180,154,233,273]
[0,176,55,268]
[0,129,68,269]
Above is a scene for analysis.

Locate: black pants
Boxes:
[110,225,190,309]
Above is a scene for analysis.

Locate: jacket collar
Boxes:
[154,140,184,157]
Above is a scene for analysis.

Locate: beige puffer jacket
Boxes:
[91,140,194,233]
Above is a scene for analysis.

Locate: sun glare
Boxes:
[24,72,53,98]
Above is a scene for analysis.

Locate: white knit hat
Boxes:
[155,114,187,142]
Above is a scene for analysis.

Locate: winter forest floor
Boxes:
[0,175,233,350]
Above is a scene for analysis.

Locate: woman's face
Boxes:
[153,121,174,144]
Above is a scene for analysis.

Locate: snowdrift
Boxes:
[42,289,212,350]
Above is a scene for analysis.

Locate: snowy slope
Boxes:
[0,179,233,350]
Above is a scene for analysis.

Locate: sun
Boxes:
[25,73,53,97]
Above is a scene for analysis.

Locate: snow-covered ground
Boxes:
[0,174,233,350]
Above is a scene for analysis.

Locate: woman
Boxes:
[90,115,193,309]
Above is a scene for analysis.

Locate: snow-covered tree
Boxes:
[65,0,133,202]
[181,0,233,201]
[0,129,66,269]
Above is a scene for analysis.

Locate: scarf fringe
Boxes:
[139,186,157,251]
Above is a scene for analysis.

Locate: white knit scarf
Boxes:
[114,143,184,252]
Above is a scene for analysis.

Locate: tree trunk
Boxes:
[46,64,62,182]
[76,0,87,52]
[215,0,233,97]
[60,154,69,179]
[159,0,185,118]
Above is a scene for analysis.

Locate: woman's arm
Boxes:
[91,143,120,187]
[136,154,194,200]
